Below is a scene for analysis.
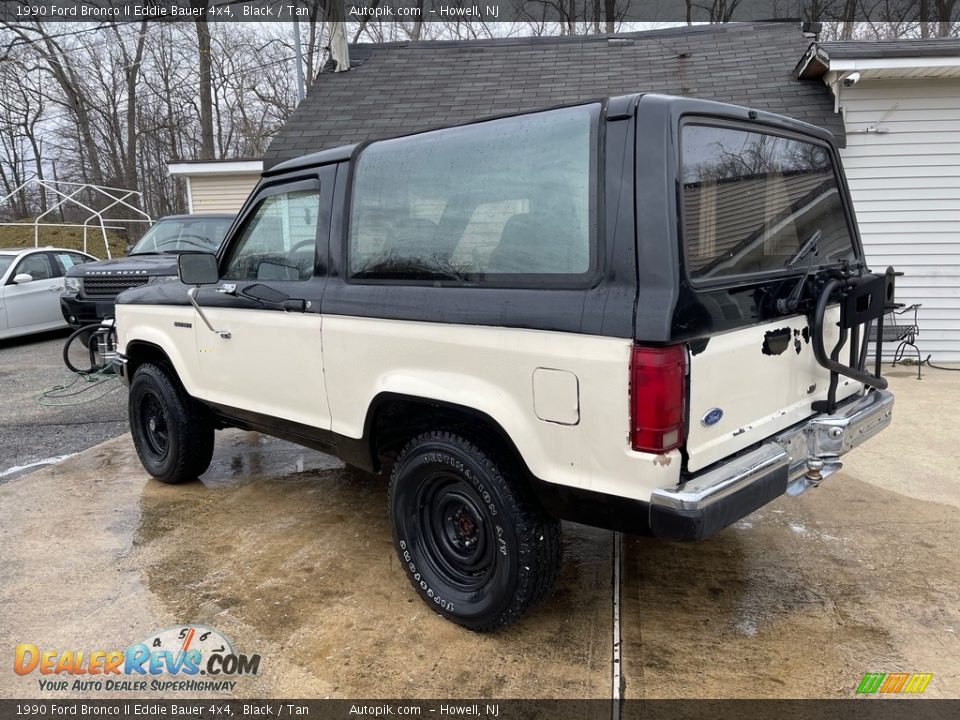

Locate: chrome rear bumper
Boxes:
[648,389,894,540]
[777,387,894,495]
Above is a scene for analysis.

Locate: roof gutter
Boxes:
[797,41,960,79]
[168,160,264,176]
[826,55,960,72]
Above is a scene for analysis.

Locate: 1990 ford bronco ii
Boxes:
[115,94,896,631]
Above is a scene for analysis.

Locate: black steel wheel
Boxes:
[137,390,170,461]
[416,474,496,593]
[389,431,561,631]
[128,363,214,484]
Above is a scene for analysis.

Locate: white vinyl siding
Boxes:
[839,78,960,362]
[188,173,259,215]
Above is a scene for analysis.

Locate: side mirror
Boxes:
[13,273,33,284]
[178,253,219,285]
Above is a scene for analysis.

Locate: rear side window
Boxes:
[347,105,597,283]
[680,123,857,284]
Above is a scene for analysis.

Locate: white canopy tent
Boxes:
[0,179,152,259]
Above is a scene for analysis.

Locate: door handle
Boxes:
[50,286,63,292]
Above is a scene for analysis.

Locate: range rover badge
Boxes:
[701,408,724,427]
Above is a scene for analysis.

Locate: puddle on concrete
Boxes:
[620,473,960,700]
[6,369,960,700]
[1,429,616,699]
[199,432,346,489]
[5,418,959,700]
[125,430,615,698]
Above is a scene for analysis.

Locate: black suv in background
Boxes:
[61,214,233,327]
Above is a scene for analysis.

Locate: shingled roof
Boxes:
[264,22,844,168]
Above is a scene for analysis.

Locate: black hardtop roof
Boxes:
[266,92,838,176]
[264,144,358,175]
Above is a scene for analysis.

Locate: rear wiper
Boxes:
[786,229,821,269]
[777,229,822,314]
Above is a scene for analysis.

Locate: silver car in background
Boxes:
[0,247,96,341]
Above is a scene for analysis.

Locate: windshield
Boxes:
[130,216,232,255]
[681,124,857,284]
[0,256,13,277]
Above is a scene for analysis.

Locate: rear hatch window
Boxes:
[678,122,863,472]
[681,123,857,285]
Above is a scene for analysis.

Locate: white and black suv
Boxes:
[115,94,897,631]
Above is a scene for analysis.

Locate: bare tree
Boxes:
[935,0,959,35]
[696,0,743,22]
[190,1,215,159]
[4,22,108,186]
[0,46,47,213]
[302,1,327,83]
[118,22,149,197]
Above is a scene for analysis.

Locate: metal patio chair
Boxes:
[873,303,923,379]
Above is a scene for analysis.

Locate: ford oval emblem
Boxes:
[701,408,724,427]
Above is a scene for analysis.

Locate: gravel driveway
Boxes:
[0,330,128,481]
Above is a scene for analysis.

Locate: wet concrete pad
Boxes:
[0,430,615,699]
[621,460,960,699]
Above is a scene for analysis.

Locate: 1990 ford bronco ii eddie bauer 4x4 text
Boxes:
[114,94,897,631]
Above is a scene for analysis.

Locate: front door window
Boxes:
[222,190,320,282]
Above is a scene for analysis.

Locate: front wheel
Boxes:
[128,363,214,484]
[389,431,562,631]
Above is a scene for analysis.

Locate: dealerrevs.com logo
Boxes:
[14,625,261,693]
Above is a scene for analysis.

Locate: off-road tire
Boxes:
[129,362,215,484]
[389,431,562,631]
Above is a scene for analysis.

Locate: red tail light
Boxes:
[630,344,687,453]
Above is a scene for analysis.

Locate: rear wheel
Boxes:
[389,431,561,631]
[129,363,214,484]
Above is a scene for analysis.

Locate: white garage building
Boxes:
[798,39,960,362]
[167,159,262,216]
